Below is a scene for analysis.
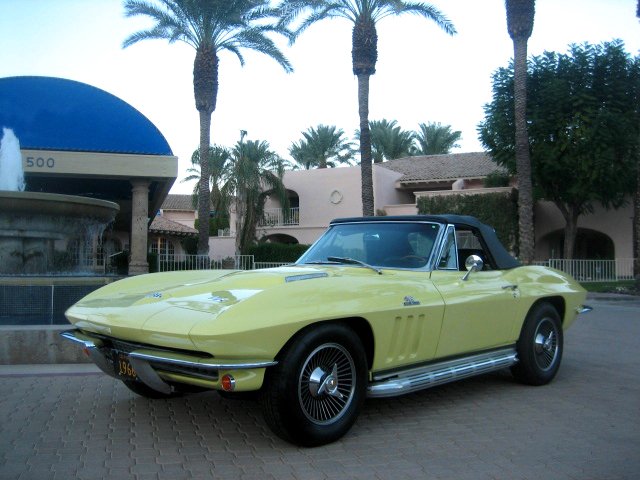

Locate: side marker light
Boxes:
[221,374,236,392]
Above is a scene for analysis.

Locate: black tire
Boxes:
[261,323,368,447]
[511,302,564,386]
[122,380,183,399]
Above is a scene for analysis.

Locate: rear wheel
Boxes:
[511,302,563,386]
[262,323,367,447]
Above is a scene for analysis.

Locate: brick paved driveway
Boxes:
[1,296,639,480]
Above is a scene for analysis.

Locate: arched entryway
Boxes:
[539,228,615,259]
[262,234,299,245]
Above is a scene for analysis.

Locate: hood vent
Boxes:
[285,272,329,283]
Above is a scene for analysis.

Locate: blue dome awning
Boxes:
[0,76,173,156]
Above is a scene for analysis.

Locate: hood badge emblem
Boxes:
[145,292,162,299]
[403,296,420,306]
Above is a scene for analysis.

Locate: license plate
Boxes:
[114,352,137,380]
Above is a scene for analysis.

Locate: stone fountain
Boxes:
[0,127,123,363]
[0,128,119,275]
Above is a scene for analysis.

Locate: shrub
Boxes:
[147,252,158,273]
[194,216,230,236]
[483,171,511,188]
[243,243,310,263]
[417,190,519,254]
[181,237,198,255]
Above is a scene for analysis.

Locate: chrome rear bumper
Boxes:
[60,329,276,395]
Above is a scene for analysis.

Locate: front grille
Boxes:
[80,332,219,381]
[82,331,213,359]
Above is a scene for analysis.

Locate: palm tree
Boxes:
[414,122,461,155]
[289,124,355,169]
[182,145,232,228]
[279,0,455,216]
[123,0,292,255]
[363,119,414,162]
[288,140,314,170]
[219,139,288,253]
[505,0,535,264]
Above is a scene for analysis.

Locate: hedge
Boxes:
[243,243,310,263]
[417,189,519,254]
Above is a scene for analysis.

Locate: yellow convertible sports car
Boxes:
[62,215,591,446]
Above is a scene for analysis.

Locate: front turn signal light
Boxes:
[221,374,236,392]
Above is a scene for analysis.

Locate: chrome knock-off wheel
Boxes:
[533,318,559,371]
[299,343,356,425]
[262,323,366,446]
[511,302,564,386]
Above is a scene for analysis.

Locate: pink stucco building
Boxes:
[157,152,633,263]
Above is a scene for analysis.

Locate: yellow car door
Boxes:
[429,225,520,358]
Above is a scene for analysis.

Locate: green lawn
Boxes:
[581,280,636,294]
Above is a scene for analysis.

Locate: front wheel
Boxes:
[262,323,367,447]
[511,302,563,386]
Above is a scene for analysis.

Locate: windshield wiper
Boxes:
[327,256,382,275]
[300,260,339,265]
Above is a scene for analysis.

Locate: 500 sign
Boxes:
[26,156,55,168]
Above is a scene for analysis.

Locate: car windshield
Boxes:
[297,222,441,270]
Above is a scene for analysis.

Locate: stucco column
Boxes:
[129,180,150,275]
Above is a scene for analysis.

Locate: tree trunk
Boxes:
[512,35,535,264]
[197,110,211,255]
[555,201,579,260]
[634,149,640,290]
[234,192,245,255]
[358,73,374,216]
[193,46,218,256]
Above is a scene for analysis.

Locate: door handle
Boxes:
[501,284,518,291]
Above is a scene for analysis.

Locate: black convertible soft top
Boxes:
[330,215,521,270]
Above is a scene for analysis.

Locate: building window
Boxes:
[150,237,175,256]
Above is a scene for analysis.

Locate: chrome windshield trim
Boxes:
[128,351,277,370]
[297,220,444,272]
[434,224,459,271]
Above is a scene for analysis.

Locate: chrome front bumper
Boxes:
[576,305,593,315]
[60,329,277,395]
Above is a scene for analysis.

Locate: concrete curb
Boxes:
[587,292,640,301]
[0,363,101,376]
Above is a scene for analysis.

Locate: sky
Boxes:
[1,0,638,195]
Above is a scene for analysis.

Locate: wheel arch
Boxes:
[274,317,375,370]
[529,296,566,325]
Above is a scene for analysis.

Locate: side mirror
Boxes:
[462,254,483,281]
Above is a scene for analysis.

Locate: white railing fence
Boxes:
[157,255,636,282]
[157,254,212,272]
[157,254,289,272]
[255,261,290,269]
[259,208,300,227]
[536,258,636,282]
